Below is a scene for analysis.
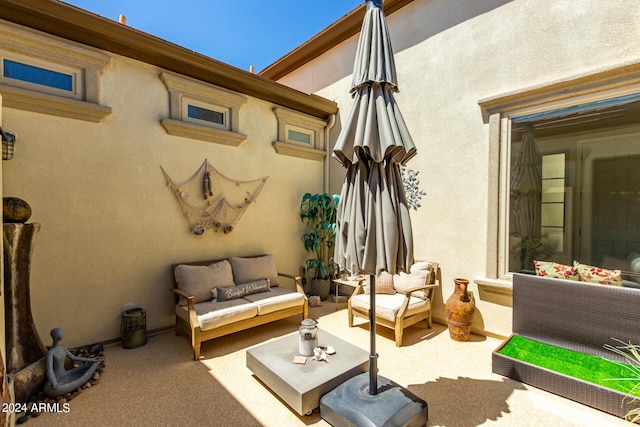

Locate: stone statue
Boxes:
[44,328,99,397]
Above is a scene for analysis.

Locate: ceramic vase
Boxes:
[445,278,476,341]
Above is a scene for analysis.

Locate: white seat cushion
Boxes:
[350,293,428,322]
[242,287,305,315]
[177,299,257,332]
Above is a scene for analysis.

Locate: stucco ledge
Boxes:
[160,118,247,146]
[474,277,513,308]
[0,85,111,122]
[272,141,326,161]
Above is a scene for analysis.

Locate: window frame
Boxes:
[160,72,247,146]
[272,107,327,161]
[0,21,112,122]
[182,97,228,131]
[479,64,640,280]
[1,53,82,100]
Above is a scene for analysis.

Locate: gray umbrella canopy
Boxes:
[320,3,429,419]
[333,0,416,277]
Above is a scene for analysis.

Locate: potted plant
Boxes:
[300,193,340,300]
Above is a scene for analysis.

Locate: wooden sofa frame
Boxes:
[170,257,308,360]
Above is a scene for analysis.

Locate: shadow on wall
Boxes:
[409,376,526,427]
[304,0,515,94]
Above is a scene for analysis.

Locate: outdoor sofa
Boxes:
[171,254,308,360]
[493,271,640,420]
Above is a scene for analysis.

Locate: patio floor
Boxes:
[26,303,631,426]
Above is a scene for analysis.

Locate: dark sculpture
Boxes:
[44,328,99,397]
[3,223,47,374]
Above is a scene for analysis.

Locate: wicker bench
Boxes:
[493,273,640,419]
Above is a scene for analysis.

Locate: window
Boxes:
[272,107,328,161]
[182,98,227,130]
[0,22,112,122]
[3,58,75,93]
[187,105,225,126]
[160,72,247,146]
[479,66,640,280]
[508,98,640,274]
[541,153,566,253]
[287,128,312,145]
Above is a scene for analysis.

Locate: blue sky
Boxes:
[63,0,363,72]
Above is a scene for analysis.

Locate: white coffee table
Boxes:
[246,329,369,415]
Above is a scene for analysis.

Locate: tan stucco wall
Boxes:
[278,0,640,338]
[1,32,326,348]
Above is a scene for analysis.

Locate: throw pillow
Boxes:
[365,271,396,295]
[573,261,622,286]
[229,255,280,287]
[214,279,271,301]
[533,260,578,280]
[174,260,235,303]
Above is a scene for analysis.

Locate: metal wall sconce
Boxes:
[1,126,16,160]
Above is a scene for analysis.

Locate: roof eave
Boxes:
[0,0,337,119]
[259,0,415,81]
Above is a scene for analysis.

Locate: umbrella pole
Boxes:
[368,274,378,395]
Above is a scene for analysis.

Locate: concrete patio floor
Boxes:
[25,303,632,426]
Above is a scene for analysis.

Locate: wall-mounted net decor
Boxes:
[161,159,268,235]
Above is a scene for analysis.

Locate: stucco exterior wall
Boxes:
[1,29,326,348]
[278,0,640,338]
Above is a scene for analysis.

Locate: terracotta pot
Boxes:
[445,278,476,341]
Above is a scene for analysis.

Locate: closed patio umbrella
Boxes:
[320,1,428,425]
[510,124,542,270]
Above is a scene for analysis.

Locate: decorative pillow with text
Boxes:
[214,279,271,301]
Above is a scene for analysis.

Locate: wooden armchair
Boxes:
[347,262,441,346]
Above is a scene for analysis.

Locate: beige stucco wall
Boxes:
[1,28,327,348]
[278,0,640,338]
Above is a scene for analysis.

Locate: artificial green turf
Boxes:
[498,334,640,397]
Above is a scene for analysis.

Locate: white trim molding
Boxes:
[272,106,327,160]
[160,72,247,146]
[0,19,112,122]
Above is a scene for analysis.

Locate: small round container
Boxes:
[298,318,318,356]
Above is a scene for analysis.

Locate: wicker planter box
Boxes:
[493,334,639,419]
[493,273,640,422]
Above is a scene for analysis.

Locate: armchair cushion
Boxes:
[229,255,280,287]
[174,260,235,304]
[350,294,428,322]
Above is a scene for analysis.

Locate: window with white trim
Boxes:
[272,107,327,161]
[0,21,112,122]
[160,72,247,146]
[1,54,81,99]
[507,96,640,275]
[183,98,228,130]
[481,74,640,282]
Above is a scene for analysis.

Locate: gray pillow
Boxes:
[229,255,279,287]
[215,279,271,301]
[174,260,235,304]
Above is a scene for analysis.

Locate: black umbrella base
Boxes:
[320,373,428,427]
